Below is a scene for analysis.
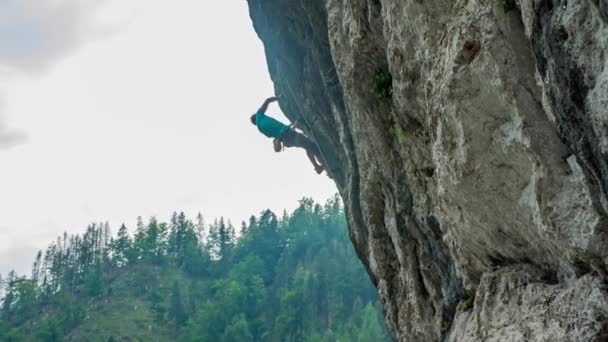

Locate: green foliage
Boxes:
[0,197,390,341]
[84,260,104,296]
[169,281,187,327]
[110,224,133,266]
[386,111,406,142]
[372,68,393,100]
[37,319,62,342]
[461,292,475,311]
[4,327,26,342]
[222,314,254,342]
[498,0,517,12]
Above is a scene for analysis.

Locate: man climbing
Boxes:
[251,96,326,175]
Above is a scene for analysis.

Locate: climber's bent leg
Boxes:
[306,148,324,174]
[282,129,325,174]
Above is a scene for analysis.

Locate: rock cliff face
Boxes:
[247,0,608,341]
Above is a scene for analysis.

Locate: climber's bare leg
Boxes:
[306,148,324,174]
[283,129,328,176]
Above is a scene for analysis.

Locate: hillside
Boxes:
[0,197,390,341]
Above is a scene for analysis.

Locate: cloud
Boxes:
[0,0,121,149]
[0,125,27,149]
[0,98,26,149]
[0,0,113,74]
[0,241,38,276]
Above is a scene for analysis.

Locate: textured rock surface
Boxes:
[248,0,608,341]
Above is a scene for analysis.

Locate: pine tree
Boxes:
[182,228,202,275]
[1,271,17,322]
[166,212,202,274]
[41,245,55,295]
[101,222,112,265]
[240,221,248,237]
[221,314,253,342]
[132,216,146,261]
[144,217,161,263]
[111,224,132,266]
[355,303,389,342]
[217,218,235,262]
[207,218,235,262]
[196,212,206,246]
[0,198,389,341]
[31,250,43,288]
[83,260,103,296]
[169,281,187,327]
[207,219,220,260]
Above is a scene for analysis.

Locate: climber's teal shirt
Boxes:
[256,110,289,139]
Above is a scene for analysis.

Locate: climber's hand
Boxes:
[259,96,278,113]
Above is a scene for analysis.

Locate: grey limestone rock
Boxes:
[248,0,608,340]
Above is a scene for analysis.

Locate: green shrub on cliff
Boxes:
[372,68,393,100]
[498,0,517,12]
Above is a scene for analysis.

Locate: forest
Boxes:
[0,197,390,341]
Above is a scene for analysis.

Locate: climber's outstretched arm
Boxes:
[257,96,278,113]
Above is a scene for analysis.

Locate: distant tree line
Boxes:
[0,197,390,341]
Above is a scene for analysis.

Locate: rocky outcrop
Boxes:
[247,0,608,341]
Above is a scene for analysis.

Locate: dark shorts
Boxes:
[281,129,320,155]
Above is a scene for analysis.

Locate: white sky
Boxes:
[0,0,336,276]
